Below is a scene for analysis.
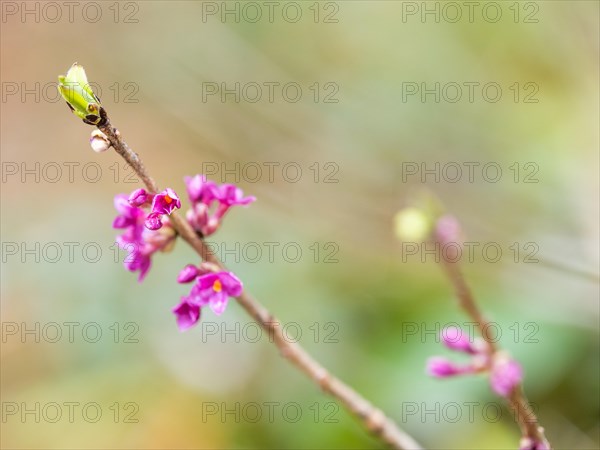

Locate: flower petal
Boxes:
[209,291,229,316]
[177,264,200,284]
[218,272,243,297]
[172,299,201,331]
[145,212,163,230]
[490,355,522,397]
[426,356,473,378]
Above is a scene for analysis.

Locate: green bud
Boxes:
[57,63,104,125]
[394,207,432,242]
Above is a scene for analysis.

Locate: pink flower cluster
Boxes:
[128,187,181,230]
[184,175,255,237]
[113,189,179,281]
[113,175,254,330]
[172,264,243,331]
[426,326,523,398]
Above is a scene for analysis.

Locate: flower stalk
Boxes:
[94,115,421,449]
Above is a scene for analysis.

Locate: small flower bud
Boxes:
[128,188,152,207]
[145,212,163,230]
[426,357,473,378]
[58,63,104,125]
[440,327,478,354]
[433,214,463,261]
[177,265,200,284]
[90,129,110,153]
[519,436,550,450]
[490,352,522,397]
[202,216,221,237]
[394,207,432,242]
[185,174,208,203]
[186,203,209,232]
[435,214,462,245]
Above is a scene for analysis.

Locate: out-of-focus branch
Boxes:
[437,237,550,449]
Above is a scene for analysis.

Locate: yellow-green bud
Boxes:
[394,207,432,242]
[58,63,104,125]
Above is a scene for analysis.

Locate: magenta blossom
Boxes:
[435,214,462,245]
[216,184,256,207]
[490,353,523,397]
[113,194,145,231]
[209,184,256,230]
[183,175,255,237]
[122,244,151,281]
[113,194,146,261]
[440,326,480,354]
[184,175,218,204]
[519,437,550,450]
[188,271,243,315]
[140,188,182,230]
[117,221,176,282]
[128,188,153,207]
[113,191,176,281]
[186,202,210,233]
[152,188,182,215]
[177,264,200,283]
[145,212,163,231]
[427,326,524,401]
[172,271,243,331]
[172,300,201,332]
[426,357,474,377]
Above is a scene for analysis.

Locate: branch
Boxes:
[437,239,550,448]
[98,119,423,450]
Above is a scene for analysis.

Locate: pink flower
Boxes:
[151,188,181,216]
[426,357,473,377]
[172,300,201,332]
[186,202,209,232]
[426,326,524,403]
[113,191,176,282]
[145,212,163,230]
[184,175,218,204]
[113,194,144,231]
[440,326,479,354]
[435,214,461,245]
[138,188,182,230]
[209,184,256,227]
[490,354,522,397]
[172,271,243,331]
[113,194,147,262]
[183,174,255,237]
[519,437,550,450]
[128,188,153,207]
[122,245,152,282]
[177,264,200,283]
[143,217,176,251]
[188,271,243,315]
[215,184,256,207]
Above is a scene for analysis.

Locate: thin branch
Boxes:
[98,119,423,450]
[439,257,498,352]
[438,243,550,448]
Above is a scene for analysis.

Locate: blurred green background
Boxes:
[1,1,598,449]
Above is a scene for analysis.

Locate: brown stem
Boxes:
[437,242,550,449]
[98,119,422,450]
[439,255,498,352]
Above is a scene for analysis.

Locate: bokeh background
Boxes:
[1,1,598,449]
